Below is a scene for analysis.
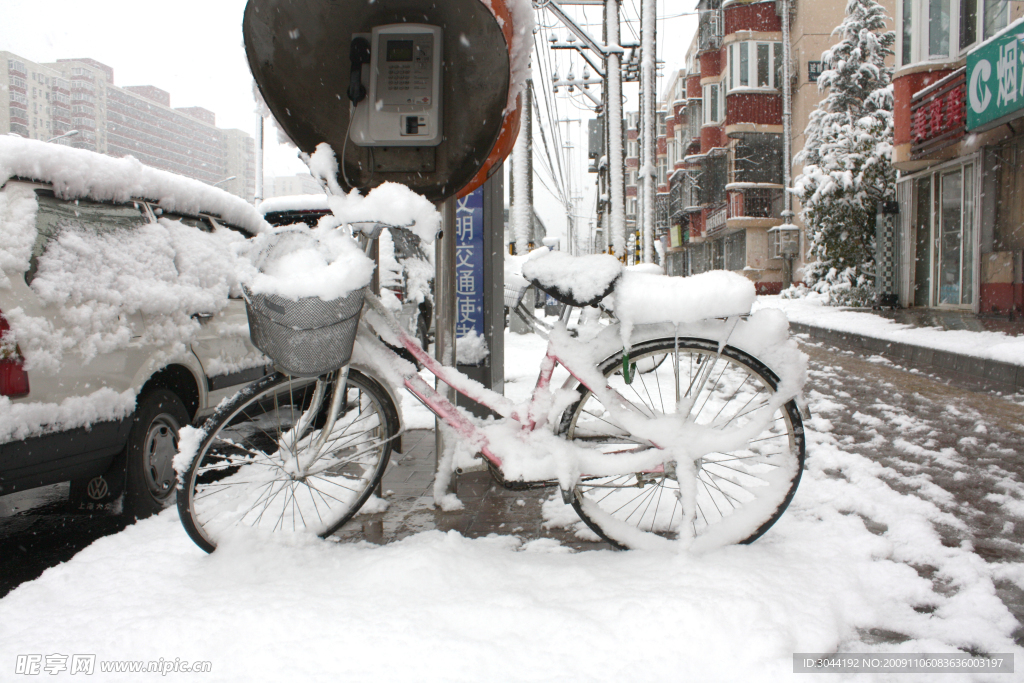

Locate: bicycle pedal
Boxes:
[560,487,574,505]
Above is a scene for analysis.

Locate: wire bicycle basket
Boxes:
[243,227,366,377]
[245,287,364,378]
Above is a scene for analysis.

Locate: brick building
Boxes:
[646,0,894,289]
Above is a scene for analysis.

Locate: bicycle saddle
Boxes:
[521,251,623,308]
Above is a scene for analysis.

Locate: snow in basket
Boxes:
[242,224,375,377]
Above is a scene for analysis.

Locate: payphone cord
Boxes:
[340,107,376,192]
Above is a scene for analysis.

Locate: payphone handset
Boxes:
[349,24,443,147]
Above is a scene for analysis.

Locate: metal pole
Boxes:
[781,0,793,218]
[255,114,264,205]
[606,0,626,259]
[434,196,457,486]
[640,0,656,263]
[781,0,795,287]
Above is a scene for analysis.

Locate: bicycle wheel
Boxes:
[559,337,805,550]
[178,369,398,553]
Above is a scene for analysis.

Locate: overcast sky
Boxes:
[1,0,697,244]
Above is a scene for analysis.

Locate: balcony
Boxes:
[698,10,722,53]
[656,194,670,230]
[910,67,966,160]
[726,185,784,219]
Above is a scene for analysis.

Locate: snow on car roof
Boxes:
[0,136,268,234]
[258,194,330,215]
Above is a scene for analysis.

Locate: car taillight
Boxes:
[0,312,29,398]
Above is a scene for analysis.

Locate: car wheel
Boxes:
[124,389,190,520]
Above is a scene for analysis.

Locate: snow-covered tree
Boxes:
[793,0,896,306]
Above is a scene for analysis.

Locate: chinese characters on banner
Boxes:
[455,187,485,345]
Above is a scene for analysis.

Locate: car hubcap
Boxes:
[145,414,179,499]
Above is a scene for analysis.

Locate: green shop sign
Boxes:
[967,24,1024,131]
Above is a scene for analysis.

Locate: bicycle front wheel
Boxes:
[177,369,398,553]
[559,337,805,550]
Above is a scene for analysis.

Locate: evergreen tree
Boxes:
[793,0,896,305]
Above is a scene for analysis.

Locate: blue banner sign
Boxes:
[455,188,485,341]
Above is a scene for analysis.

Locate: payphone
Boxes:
[349,24,443,147]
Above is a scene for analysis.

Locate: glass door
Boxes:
[934,164,975,307]
[914,177,932,306]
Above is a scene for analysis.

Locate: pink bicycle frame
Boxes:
[362,291,651,476]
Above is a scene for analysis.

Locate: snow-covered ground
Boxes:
[757,294,1024,366]
[1,320,1021,682]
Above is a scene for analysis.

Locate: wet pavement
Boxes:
[797,335,1024,644]
[335,429,612,551]
[0,485,131,598]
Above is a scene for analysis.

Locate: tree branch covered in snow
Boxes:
[792,0,896,306]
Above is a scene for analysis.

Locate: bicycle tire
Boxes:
[558,337,805,550]
[177,369,398,553]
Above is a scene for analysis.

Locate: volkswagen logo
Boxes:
[86,476,109,501]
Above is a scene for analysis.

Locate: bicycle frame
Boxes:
[357,289,752,485]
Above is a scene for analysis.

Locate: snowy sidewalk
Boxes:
[757,296,1024,392]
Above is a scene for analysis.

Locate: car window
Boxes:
[162,213,211,232]
[205,215,251,238]
[28,191,149,284]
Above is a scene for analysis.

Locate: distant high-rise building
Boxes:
[0,51,255,203]
[263,173,323,198]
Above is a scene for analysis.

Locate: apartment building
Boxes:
[264,173,323,198]
[891,0,1024,313]
[1,51,255,202]
[650,0,894,288]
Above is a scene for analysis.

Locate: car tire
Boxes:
[123,389,190,520]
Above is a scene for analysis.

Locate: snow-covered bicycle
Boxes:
[176,222,807,553]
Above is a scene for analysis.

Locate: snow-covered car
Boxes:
[0,137,270,518]
[260,195,434,351]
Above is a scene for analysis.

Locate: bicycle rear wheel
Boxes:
[177,369,398,553]
[559,337,805,550]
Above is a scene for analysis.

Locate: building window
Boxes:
[727,41,783,91]
[899,0,1009,66]
[703,84,724,124]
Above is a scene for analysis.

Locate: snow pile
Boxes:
[485,0,535,113]
[377,228,404,291]
[7,214,254,375]
[613,270,756,348]
[758,295,1024,367]
[455,330,489,365]
[245,225,374,302]
[303,144,439,244]
[0,184,38,289]
[521,251,623,305]
[0,387,136,443]
[0,137,267,235]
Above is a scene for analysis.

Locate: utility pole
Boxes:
[605,0,626,259]
[511,78,534,256]
[778,0,798,287]
[639,0,656,263]
[538,0,627,256]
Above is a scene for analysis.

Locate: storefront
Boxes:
[894,18,1024,314]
